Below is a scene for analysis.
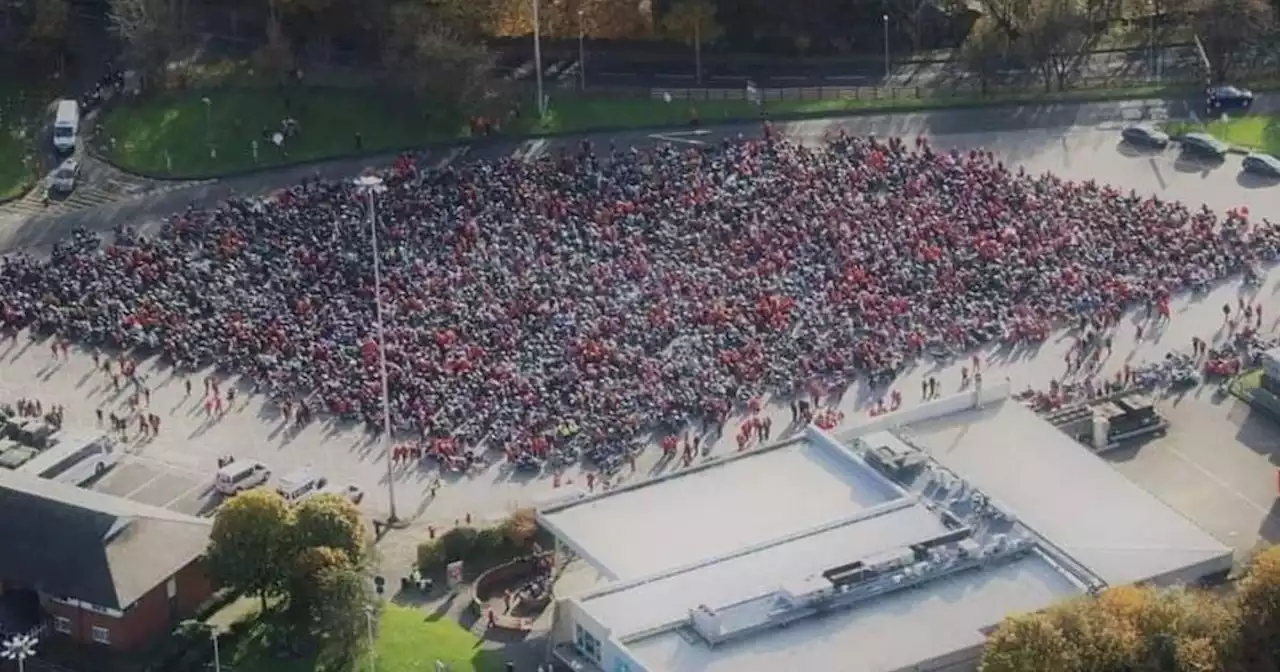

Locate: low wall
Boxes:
[471,554,552,632]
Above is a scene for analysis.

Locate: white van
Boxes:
[275,467,327,504]
[52,99,79,153]
[215,459,271,495]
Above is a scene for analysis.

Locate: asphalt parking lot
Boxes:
[1104,394,1280,560]
[89,454,217,517]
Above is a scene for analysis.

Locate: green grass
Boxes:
[358,606,505,672]
[99,88,454,178]
[229,604,503,672]
[0,86,45,200]
[101,78,1199,178]
[1164,115,1280,155]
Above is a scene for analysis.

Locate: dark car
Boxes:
[1121,125,1170,148]
[1242,153,1280,178]
[1207,85,1254,113]
[1180,132,1230,159]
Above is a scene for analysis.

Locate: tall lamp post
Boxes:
[211,629,222,672]
[2,633,37,672]
[578,10,587,90]
[882,15,890,81]
[364,606,378,672]
[354,175,399,525]
[532,0,546,117]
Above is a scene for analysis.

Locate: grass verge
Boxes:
[0,86,45,200]
[98,87,453,178]
[227,604,504,672]
[101,79,1198,178]
[1164,115,1280,155]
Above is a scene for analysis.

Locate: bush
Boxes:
[501,508,539,548]
[417,539,446,573]
[440,526,479,560]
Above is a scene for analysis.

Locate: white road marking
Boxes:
[1155,441,1271,515]
[163,479,213,510]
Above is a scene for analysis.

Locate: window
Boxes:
[574,624,601,662]
[91,626,110,645]
[53,616,72,634]
[614,660,634,672]
[166,577,178,599]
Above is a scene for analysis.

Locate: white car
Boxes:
[215,459,271,495]
[276,467,328,504]
[49,158,80,193]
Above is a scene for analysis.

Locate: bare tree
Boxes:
[1192,0,1274,82]
[383,3,496,115]
[962,18,1015,94]
[1020,0,1118,91]
[108,0,185,89]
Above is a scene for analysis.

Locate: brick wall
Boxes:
[43,559,214,652]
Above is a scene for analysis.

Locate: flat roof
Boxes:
[580,501,948,639]
[625,553,1080,672]
[541,437,901,580]
[545,387,1232,672]
[901,399,1231,586]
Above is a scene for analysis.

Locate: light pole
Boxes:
[211,630,222,672]
[694,18,702,85]
[354,175,399,525]
[2,633,37,672]
[578,10,587,90]
[882,15,890,81]
[364,606,378,672]
[532,0,546,117]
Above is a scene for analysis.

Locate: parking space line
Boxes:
[122,470,164,499]
[163,480,212,510]
[1156,441,1271,515]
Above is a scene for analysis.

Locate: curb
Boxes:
[91,82,1208,183]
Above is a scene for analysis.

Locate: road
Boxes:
[1,93,1278,575]
[0,95,1215,252]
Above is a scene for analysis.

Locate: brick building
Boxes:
[0,470,214,651]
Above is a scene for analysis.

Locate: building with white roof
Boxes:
[536,382,1233,672]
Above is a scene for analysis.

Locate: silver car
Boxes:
[1179,132,1230,159]
[1242,153,1280,178]
[49,158,80,193]
[1120,125,1170,148]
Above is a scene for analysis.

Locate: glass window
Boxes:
[54,616,72,633]
[91,626,110,644]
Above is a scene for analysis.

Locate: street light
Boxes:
[882,15,890,81]
[2,633,37,672]
[578,10,587,91]
[364,606,378,672]
[211,629,222,672]
[354,175,399,525]
[532,0,546,117]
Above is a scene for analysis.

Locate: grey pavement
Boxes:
[0,95,1211,253]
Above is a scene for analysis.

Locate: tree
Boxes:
[980,612,1078,672]
[662,0,723,84]
[292,493,369,566]
[24,0,69,65]
[501,508,538,548]
[1019,0,1118,91]
[311,565,377,670]
[1234,545,1280,671]
[962,18,1015,94]
[206,488,293,610]
[1191,0,1274,82]
[383,5,497,114]
[108,0,185,89]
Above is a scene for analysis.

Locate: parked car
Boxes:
[1179,132,1230,159]
[276,467,328,504]
[317,483,365,505]
[1207,85,1254,113]
[1121,125,1170,148]
[215,459,271,495]
[49,158,80,193]
[1242,153,1280,178]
